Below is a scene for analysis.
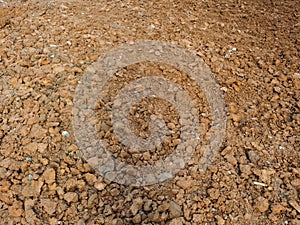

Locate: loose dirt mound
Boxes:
[0,0,299,224]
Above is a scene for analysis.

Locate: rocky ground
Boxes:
[0,0,299,224]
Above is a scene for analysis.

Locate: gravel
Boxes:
[0,0,299,224]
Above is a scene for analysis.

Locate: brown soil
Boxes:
[0,0,299,224]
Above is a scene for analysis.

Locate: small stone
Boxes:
[221,87,228,92]
[232,113,244,122]
[40,158,49,165]
[273,86,281,93]
[232,84,240,92]
[22,180,43,197]
[0,158,21,170]
[288,200,300,213]
[64,192,79,203]
[8,201,23,217]
[272,204,285,214]
[30,124,47,139]
[167,122,176,129]
[215,215,225,225]
[260,169,275,183]
[169,217,184,225]
[76,220,85,225]
[169,201,183,219]
[104,205,113,216]
[76,180,86,192]
[85,173,97,185]
[244,213,252,221]
[111,218,122,225]
[24,199,35,210]
[23,142,38,155]
[94,181,107,191]
[49,218,59,225]
[247,150,259,163]
[0,167,9,179]
[143,200,152,211]
[183,204,191,221]
[87,157,99,168]
[176,177,194,190]
[226,78,237,86]
[24,199,39,223]
[207,188,220,200]
[110,188,120,197]
[54,187,63,200]
[0,192,12,204]
[224,153,237,165]
[228,102,238,113]
[0,17,9,29]
[61,130,69,137]
[53,65,65,73]
[70,168,80,176]
[173,139,181,146]
[253,181,268,187]
[43,168,56,184]
[155,50,161,56]
[28,174,33,181]
[157,202,170,212]
[293,78,300,89]
[148,211,161,223]
[274,59,281,66]
[64,178,77,191]
[40,199,57,215]
[87,193,99,208]
[239,164,252,177]
[130,197,143,216]
[132,214,142,224]
[192,214,202,223]
[220,146,232,156]
[291,178,300,187]
[255,197,269,212]
[38,143,48,153]
[143,151,151,161]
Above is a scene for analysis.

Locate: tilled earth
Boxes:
[0,0,299,224]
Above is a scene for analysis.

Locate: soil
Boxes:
[0,0,299,225]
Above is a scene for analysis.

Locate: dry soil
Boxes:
[0,0,299,224]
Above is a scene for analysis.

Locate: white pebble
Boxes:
[253,181,268,187]
[61,131,69,137]
[25,157,32,162]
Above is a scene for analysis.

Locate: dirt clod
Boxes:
[255,197,270,213]
[64,192,79,204]
[169,201,183,219]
